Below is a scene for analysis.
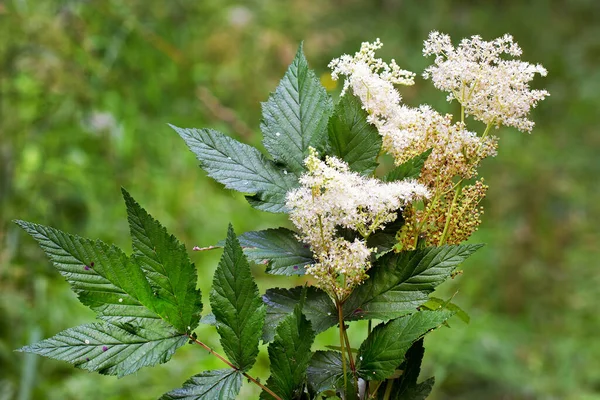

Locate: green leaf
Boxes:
[122,189,202,333]
[327,93,382,175]
[17,322,186,378]
[366,211,404,257]
[14,220,164,327]
[261,300,316,399]
[374,339,435,400]
[237,228,314,275]
[172,125,298,213]
[14,193,203,376]
[210,224,266,372]
[343,244,483,321]
[306,351,353,397]
[160,369,242,400]
[262,286,336,342]
[383,149,432,182]
[356,310,453,381]
[421,297,470,324]
[261,43,333,175]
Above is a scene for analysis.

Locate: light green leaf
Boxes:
[211,224,265,372]
[172,125,298,213]
[160,369,242,400]
[261,43,333,175]
[421,297,470,324]
[328,93,382,175]
[383,149,432,182]
[262,286,336,342]
[237,228,314,275]
[357,310,453,381]
[122,189,202,333]
[261,300,316,400]
[17,322,186,378]
[343,244,484,321]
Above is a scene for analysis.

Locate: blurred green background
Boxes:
[1,1,599,399]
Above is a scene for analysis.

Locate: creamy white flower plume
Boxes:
[423,31,549,132]
[286,148,429,296]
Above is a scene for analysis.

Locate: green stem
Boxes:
[382,379,394,400]
[337,300,349,395]
[438,185,461,246]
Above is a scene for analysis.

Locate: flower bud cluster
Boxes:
[286,148,429,297]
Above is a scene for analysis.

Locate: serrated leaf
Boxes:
[211,224,266,372]
[17,322,186,378]
[356,310,452,381]
[343,244,484,321]
[261,300,316,400]
[366,211,405,257]
[327,93,382,175]
[374,339,435,400]
[262,286,336,342]
[421,297,470,324]
[172,125,298,213]
[383,149,432,182]
[14,220,163,327]
[122,189,202,333]
[160,369,242,400]
[261,43,333,175]
[306,351,353,397]
[237,228,314,275]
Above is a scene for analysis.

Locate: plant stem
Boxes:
[438,185,461,246]
[382,379,394,400]
[188,335,282,400]
[336,300,349,395]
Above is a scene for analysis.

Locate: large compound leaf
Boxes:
[210,225,265,372]
[237,228,314,275]
[17,322,186,378]
[261,300,316,399]
[14,220,163,327]
[14,192,203,376]
[261,44,333,175]
[123,189,201,333]
[383,149,432,182]
[172,126,298,213]
[160,369,242,400]
[343,244,483,321]
[356,311,453,381]
[328,93,382,175]
[262,286,336,342]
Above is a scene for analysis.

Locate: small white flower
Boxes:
[118,298,123,303]
[84,340,90,344]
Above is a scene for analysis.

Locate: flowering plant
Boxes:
[15,32,547,399]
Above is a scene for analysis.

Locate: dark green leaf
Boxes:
[17,322,186,378]
[14,220,163,327]
[344,244,483,321]
[383,149,432,182]
[357,310,453,380]
[122,189,202,333]
[366,211,405,257]
[327,93,382,175]
[261,43,333,175]
[374,339,435,400]
[237,228,314,275]
[210,224,266,372]
[262,286,336,342]
[306,351,353,397]
[172,125,298,213]
[261,301,316,399]
[160,369,242,400]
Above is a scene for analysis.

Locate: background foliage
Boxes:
[1,1,599,399]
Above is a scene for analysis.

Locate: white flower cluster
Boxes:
[329,40,493,169]
[286,148,429,297]
[423,31,550,132]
